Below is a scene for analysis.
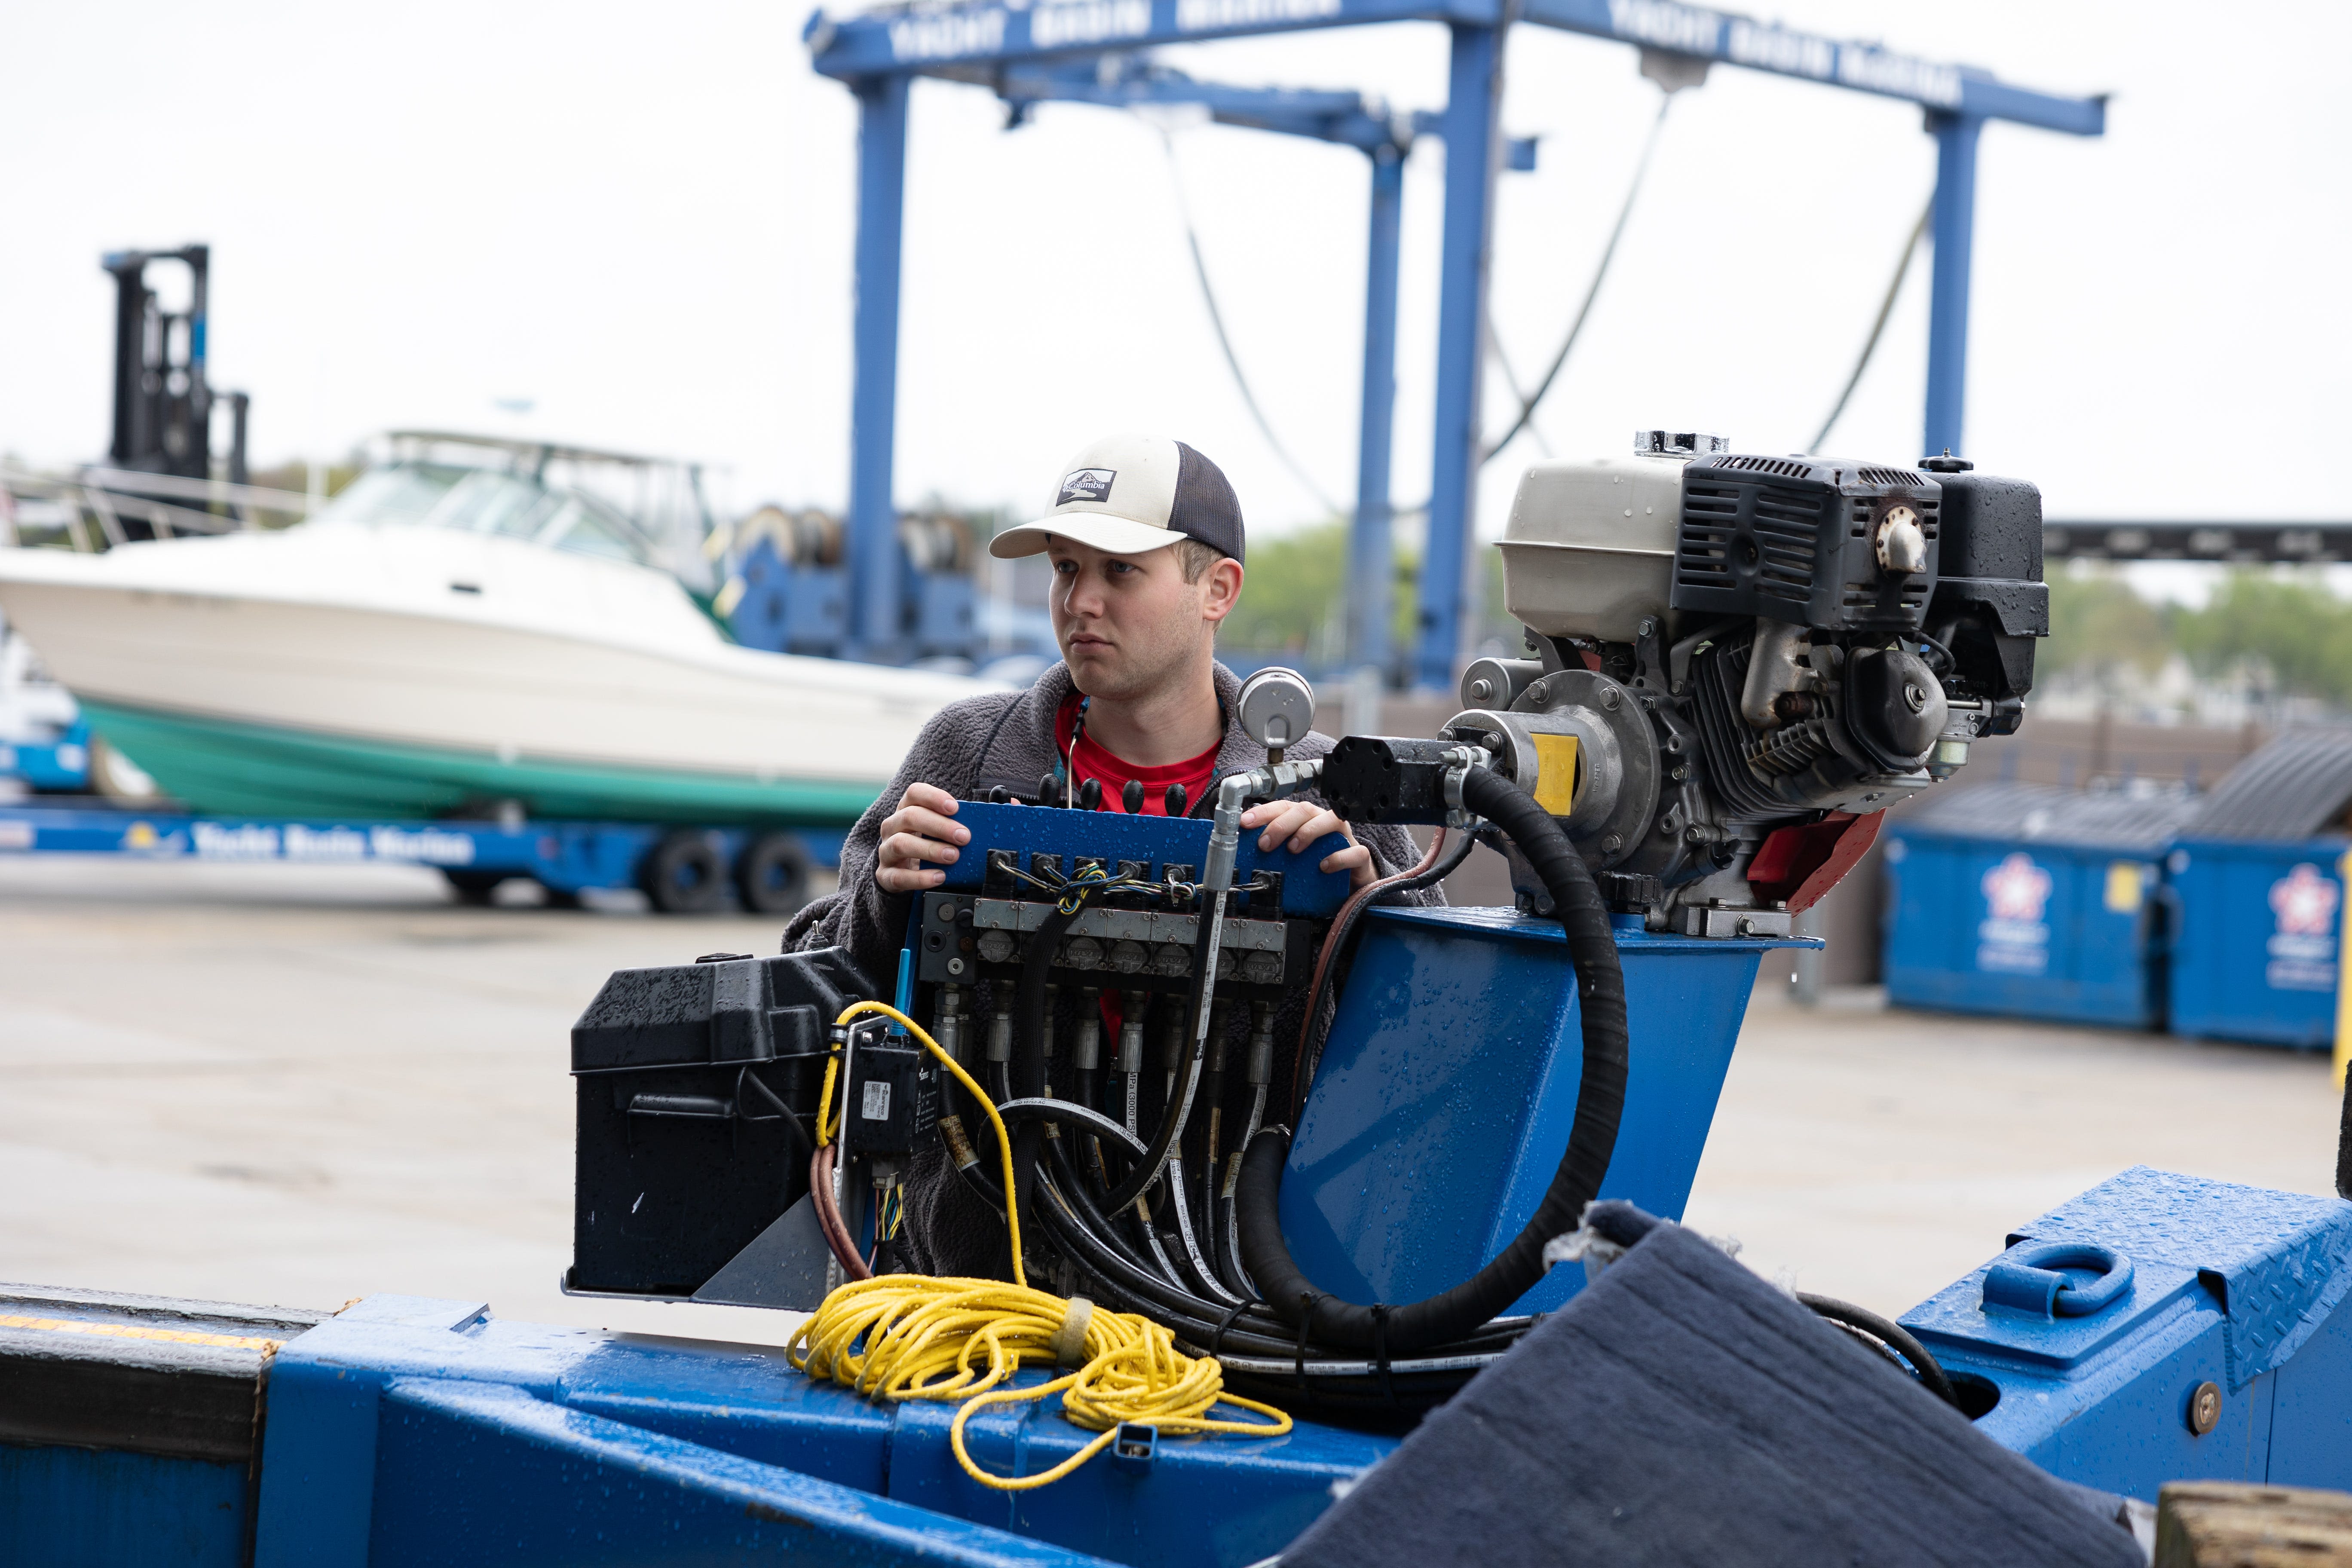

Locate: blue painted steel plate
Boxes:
[1280,905,1803,1315]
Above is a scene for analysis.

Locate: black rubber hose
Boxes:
[1008,901,1082,1235]
[1096,893,1219,1213]
[1237,764,1629,1354]
[1799,1292,1959,1409]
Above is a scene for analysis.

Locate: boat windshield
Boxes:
[311,463,657,569]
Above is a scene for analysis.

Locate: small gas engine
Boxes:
[1326,432,2045,932]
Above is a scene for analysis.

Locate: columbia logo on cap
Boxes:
[1056,469,1116,507]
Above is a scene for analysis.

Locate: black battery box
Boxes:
[567,946,870,1298]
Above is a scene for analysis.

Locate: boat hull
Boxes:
[0,530,982,825]
[73,698,880,824]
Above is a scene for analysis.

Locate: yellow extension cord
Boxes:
[793,1000,1292,1489]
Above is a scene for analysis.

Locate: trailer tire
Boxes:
[442,868,508,906]
[638,832,727,914]
[735,833,813,916]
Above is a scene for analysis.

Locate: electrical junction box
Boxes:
[843,1035,939,1157]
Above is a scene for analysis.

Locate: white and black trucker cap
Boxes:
[989,433,1246,565]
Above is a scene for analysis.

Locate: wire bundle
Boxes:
[796,1000,1289,1489]
[787,1273,1290,1491]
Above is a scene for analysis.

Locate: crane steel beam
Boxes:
[807,0,2103,686]
[810,0,2102,135]
[2044,524,2352,564]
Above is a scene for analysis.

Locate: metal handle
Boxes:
[1982,1241,2132,1318]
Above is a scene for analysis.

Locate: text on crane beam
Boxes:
[1605,0,1963,109]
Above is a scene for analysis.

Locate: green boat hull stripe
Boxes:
[76,700,884,827]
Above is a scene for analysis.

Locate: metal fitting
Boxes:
[1072,987,1102,1071]
[1116,991,1145,1075]
[1245,1001,1274,1085]
[1439,744,1487,830]
[986,1006,1013,1064]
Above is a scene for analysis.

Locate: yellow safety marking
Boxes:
[2103,862,2144,914]
[1531,733,1580,817]
[0,1313,284,1353]
[2334,848,2352,1091]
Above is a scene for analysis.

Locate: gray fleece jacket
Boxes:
[781,658,1442,1277]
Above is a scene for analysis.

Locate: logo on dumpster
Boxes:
[2265,863,2340,992]
[1977,852,2052,975]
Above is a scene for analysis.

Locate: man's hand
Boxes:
[875,782,968,893]
[1240,800,1374,890]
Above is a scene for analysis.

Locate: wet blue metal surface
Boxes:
[0,1445,248,1568]
[252,1292,1393,1568]
[1902,1167,2352,1499]
[1281,906,1804,1315]
[2167,837,2348,1048]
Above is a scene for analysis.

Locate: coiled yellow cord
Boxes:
[788,1274,1290,1490]
[794,1000,1291,1488]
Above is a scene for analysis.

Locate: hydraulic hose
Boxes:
[1008,900,1083,1224]
[1236,764,1629,1354]
[1799,1292,1958,1409]
[1096,888,1219,1213]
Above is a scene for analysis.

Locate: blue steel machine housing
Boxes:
[1902,1167,2352,1500]
[1286,906,1773,1314]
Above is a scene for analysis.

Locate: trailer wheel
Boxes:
[442,869,508,906]
[735,833,812,916]
[638,831,727,914]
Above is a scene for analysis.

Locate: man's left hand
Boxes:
[1240,800,1373,890]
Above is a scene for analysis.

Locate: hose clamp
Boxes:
[1439,745,1486,831]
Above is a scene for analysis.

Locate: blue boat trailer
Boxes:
[0,801,846,913]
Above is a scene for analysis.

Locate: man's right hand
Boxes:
[875,782,968,893]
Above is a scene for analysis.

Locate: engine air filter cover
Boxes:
[1670,454,1942,631]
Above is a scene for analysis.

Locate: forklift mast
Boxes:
[102,245,247,486]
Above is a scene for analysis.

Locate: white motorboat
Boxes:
[0,434,986,824]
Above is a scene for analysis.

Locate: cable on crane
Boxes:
[1479,90,1675,466]
[1808,198,1933,453]
[1151,123,1345,517]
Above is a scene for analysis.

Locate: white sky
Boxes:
[3,1,2346,564]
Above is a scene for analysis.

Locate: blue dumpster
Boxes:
[1883,781,2196,1028]
[2166,731,2352,1048]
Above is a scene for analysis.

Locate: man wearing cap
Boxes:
[782,433,1441,1277]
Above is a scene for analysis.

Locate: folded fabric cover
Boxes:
[1282,1205,2144,1568]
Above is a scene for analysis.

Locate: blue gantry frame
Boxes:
[806,0,2104,687]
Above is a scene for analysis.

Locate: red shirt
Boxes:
[1053,694,1219,817]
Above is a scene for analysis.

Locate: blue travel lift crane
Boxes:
[805,0,2105,690]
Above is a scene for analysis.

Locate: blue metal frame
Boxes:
[0,803,844,899]
[851,74,913,661]
[1351,141,1403,678]
[1924,113,1984,459]
[806,0,2103,689]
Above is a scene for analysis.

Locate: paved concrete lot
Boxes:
[0,856,2340,1337]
